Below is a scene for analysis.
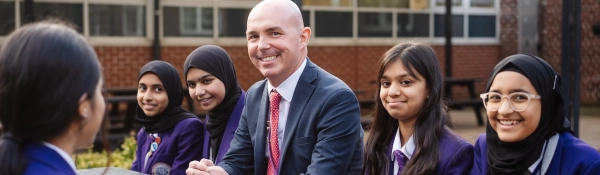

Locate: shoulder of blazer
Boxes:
[555,132,600,161]
[247,79,267,94]
[23,143,76,175]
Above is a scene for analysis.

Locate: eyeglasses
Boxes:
[479,92,541,112]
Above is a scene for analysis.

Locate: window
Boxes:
[434,14,464,37]
[21,2,83,33]
[302,10,310,27]
[397,13,429,37]
[219,8,250,37]
[471,0,494,7]
[358,0,408,8]
[315,11,352,37]
[163,6,213,37]
[469,15,495,37]
[89,5,145,36]
[0,1,15,35]
[358,12,392,37]
[436,0,461,6]
[304,0,352,7]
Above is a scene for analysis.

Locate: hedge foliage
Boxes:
[73,134,137,170]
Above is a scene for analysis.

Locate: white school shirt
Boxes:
[391,129,415,175]
[527,133,559,175]
[42,142,77,172]
[267,58,307,151]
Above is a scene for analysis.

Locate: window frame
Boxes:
[0,0,500,47]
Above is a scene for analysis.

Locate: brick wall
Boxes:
[96,45,500,107]
[500,0,519,59]
[540,0,600,104]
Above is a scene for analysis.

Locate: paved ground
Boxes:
[362,106,600,150]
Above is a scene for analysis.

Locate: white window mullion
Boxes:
[14,0,20,28]
[352,0,357,42]
[83,0,89,38]
[392,10,397,39]
[213,0,218,40]
[310,8,315,39]
[429,0,435,40]
[146,0,153,40]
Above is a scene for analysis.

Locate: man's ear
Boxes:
[78,93,91,120]
[300,27,311,45]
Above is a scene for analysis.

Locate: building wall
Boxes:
[94,0,600,107]
[96,45,500,105]
[539,0,600,104]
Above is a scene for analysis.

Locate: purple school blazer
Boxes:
[470,132,600,175]
[383,128,474,175]
[202,91,245,164]
[23,143,77,175]
[131,117,204,175]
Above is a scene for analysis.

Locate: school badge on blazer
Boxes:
[151,162,171,175]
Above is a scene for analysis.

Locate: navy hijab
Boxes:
[484,54,571,175]
[184,45,242,159]
[136,60,195,133]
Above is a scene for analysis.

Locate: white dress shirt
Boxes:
[391,128,415,175]
[267,58,307,150]
[527,133,559,175]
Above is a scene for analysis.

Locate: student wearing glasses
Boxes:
[470,54,600,175]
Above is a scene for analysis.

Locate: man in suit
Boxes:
[186,0,364,175]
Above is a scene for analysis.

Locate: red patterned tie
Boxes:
[267,90,281,175]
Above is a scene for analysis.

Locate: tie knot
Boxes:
[394,150,408,160]
[270,90,281,104]
[393,150,408,174]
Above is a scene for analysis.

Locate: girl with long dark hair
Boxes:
[363,42,473,175]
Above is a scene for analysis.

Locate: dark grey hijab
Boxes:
[484,54,571,175]
[184,45,242,159]
[136,60,195,133]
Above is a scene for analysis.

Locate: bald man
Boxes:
[186,0,363,175]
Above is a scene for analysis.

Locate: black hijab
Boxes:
[184,45,242,158]
[485,54,571,175]
[136,60,196,133]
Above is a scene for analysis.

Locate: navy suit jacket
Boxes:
[23,143,76,175]
[131,117,204,175]
[471,132,600,175]
[383,128,473,175]
[218,59,364,175]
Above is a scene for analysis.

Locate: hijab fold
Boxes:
[184,45,242,159]
[136,61,195,133]
[484,54,571,175]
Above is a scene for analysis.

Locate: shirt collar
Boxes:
[392,128,415,160]
[527,133,559,174]
[42,142,77,172]
[267,58,307,102]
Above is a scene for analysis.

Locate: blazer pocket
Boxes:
[146,152,177,175]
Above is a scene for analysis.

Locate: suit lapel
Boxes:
[255,80,270,172]
[279,60,317,169]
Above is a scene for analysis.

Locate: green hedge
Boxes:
[73,134,137,169]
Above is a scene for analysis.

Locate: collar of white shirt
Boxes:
[391,128,415,161]
[267,58,307,102]
[42,142,77,172]
[527,133,559,175]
